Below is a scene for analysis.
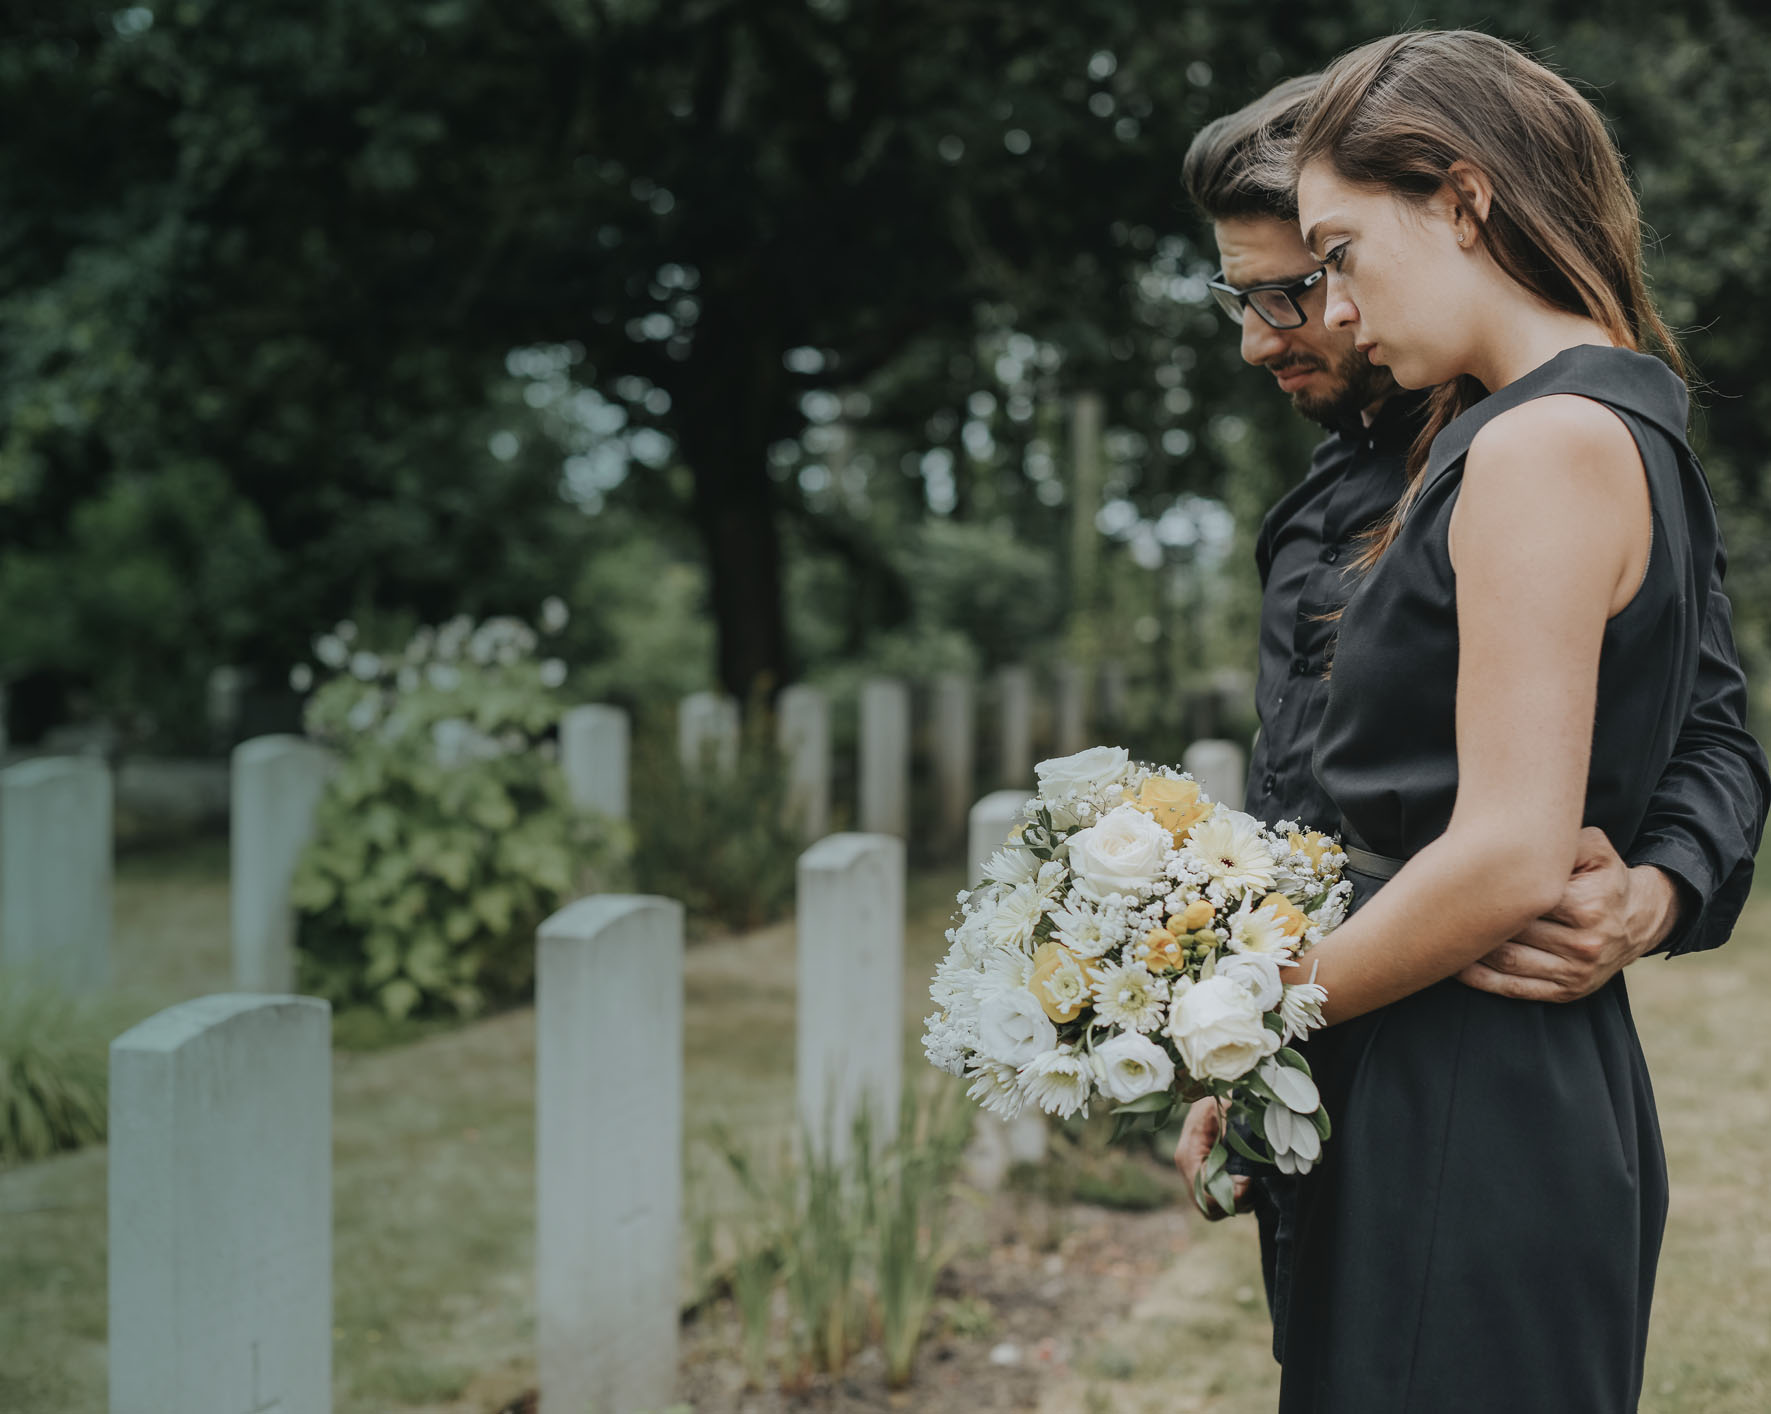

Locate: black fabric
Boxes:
[1280,346,1712,1412]
[1244,393,1423,832]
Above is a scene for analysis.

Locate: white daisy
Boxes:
[1088,958,1171,1033]
[1278,981,1329,1043]
[984,843,1038,887]
[1048,896,1125,959]
[1182,810,1279,894]
[1225,898,1296,958]
[1019,1046,1095,1118]
[966,1059,1026,1119]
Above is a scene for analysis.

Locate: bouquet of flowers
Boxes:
[922,746,1350,1213]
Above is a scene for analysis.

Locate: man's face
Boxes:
[1212,214,1394,425]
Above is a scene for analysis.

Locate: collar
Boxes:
[1330,388,1429,458]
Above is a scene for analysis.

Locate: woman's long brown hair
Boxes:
[1284,30,1688,569]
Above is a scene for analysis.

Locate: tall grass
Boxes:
[0,969,129,1165]
[709,1077,972,1388]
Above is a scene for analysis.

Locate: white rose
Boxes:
[1166,974,1281,1082]
[1065,803,1172,900]
[1091,1031,1177,1104]
[1216,952,1284,1012]
[978,987,1058,1067]
[1036,745,1131,798]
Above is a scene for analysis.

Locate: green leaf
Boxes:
[1111,1091,1174,1116]
[1205,1164,1238,1218]
[1223,1120,1271,1168]
[1276,1046,1313,1076]
[1310,1106,1332,1142]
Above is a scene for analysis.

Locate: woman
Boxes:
[1259,31,1718,1412]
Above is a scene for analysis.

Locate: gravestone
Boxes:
[0,755,112,993]
[776,685,831,840]
[560,704,630,820]
[995,665,1033,786]
[231,736,337,993]
[677,690,739,777]
[858,678,910,837]
[1183,738,1247,813]
[536,895,684,1414]
[931,673,975,855]
[1053,661,1090,757]
[109,993,332,1414]
[967,788,1033,887]
[797,834,905,1162]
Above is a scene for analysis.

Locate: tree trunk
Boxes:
[685,451,793,703]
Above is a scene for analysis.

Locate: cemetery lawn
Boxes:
[3,847,1769,1413]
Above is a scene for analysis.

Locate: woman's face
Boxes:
[1295,158,1476,390]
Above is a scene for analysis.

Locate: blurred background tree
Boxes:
[2,0,1767,750]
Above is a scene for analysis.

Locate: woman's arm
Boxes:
[1282,393,1651,1024]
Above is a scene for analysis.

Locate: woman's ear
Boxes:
[1444,159,1494,235]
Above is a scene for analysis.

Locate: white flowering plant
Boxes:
[290,604,629,1019]
[922,746,1349,1215]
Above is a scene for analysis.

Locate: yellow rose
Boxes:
[1138,927,1186,973]
[1029,941,1090,1022]
[1176,898,1217,933]
[1260,891,1311,938]
[1122,775,1213,844]
[1289,830,1335,870]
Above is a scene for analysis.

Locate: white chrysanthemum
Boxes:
[1279,981,1329,1043]
[1019,1047,1095,1118]
[1033,859,1069,899]
[1034,948,1092,1019]
[984,843,1038,887]
[987,881,1052,952]
[1091,1031,1177,1103]
[966,1060,1025,1119]
[1226,898,1296,958]
[1048,896,1126,959]
[1182,810,1279,895]
[1088,958,1171,1033]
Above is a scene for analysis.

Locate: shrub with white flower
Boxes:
[923,746,1349,1211]
[289,606,629,1020]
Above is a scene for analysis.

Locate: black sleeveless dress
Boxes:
[1276,346,1717,1413]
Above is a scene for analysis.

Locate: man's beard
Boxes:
[1274,347,1397,427]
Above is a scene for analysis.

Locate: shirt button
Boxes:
[1291,657,1309,676]
[1263,773,1277,794]
[1322,547,1339,564]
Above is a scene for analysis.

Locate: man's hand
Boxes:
[1457,826,1682,1002]
[1173,1098,1252,1219]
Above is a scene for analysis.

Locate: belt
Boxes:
[1338,822,1406,880]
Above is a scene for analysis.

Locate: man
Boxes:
[1171,73,1770,1352]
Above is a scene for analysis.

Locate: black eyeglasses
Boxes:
[1207,267,1326,330]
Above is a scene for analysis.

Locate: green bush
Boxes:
[628,699,805,937]
[291,611,629,1019]
[0,971,119,1166]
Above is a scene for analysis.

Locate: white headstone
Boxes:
[230,736,337,993]
[0,755,112,993]
[995,665,1033,786]
[858,678,910,837]
[1053,662,1090,757]
[109,994,332,1414]
[962,791,1049,1180]
[931,674,975,853]
[1184,738,1247,813]
[536,895,684,1414]
[777,685,831,840]
[1098,660,1128,728]
[967,788,1032,886]
[560,704,630,820]
[678,690,739,777]
[797,834,905,1162]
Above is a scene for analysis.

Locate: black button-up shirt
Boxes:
[1242,391,1768,956]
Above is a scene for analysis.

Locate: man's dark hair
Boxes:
[1181,73,1320,222]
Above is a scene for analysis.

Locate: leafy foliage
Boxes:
[627,699,807,936]
[291,612,628,1019]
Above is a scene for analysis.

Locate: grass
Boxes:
[4,840,1769,1413]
